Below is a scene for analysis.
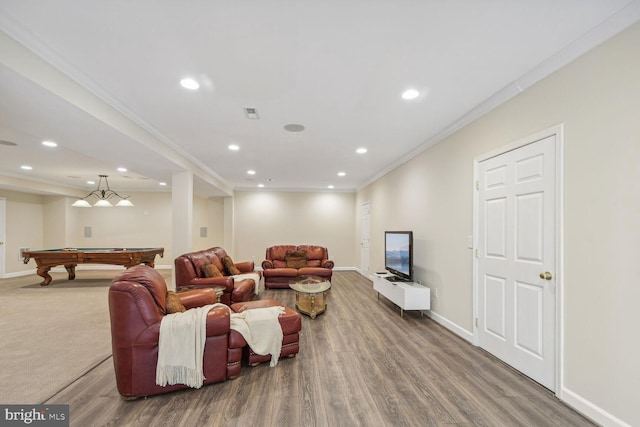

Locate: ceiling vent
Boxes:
[244,107,259,119]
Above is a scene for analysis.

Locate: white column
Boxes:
[223,196,234,256]
[172,171,193,267]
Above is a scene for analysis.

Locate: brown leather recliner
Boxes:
[262,245,334,289]
[108,265,245,399]
[174,247,259,304]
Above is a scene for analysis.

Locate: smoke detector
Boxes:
[244,107,259,119]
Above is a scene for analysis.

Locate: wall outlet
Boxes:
[433,288,439,299]
[19,247,30,260]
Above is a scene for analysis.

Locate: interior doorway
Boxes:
[473,126,563,392]
[360,201,370,277]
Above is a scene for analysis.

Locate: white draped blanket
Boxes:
[229,305,285,367]
[156,304,216,388]
[233,272,264,296]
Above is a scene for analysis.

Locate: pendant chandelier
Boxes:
[72,175,134,207]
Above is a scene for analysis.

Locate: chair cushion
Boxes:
[285,250,307,268]
[222,256,241,275]
[202,263,223,278]
[166,291,186,313]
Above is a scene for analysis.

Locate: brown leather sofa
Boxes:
[108,265,245,399]
[174,247,258,304]
[262,245,334,289]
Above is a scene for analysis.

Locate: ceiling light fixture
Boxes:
[180,78,200,90]
[42,140,57,147]
[247,170,256,175]
[228,144,240,151]
[328,185,335,189]
[72,175,134,207]
[401,88,420,100]
[284,123,305,132]
[337,171,346,177]
[21,165,32,170]
[356,148,367,154]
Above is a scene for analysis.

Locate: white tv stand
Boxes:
[373,273,430,317]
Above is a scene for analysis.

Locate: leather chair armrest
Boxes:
[262,260,274,270]
[235,261,254,273]
[205,306,231,336]
[322,260,335,269]
[178,288,218,309]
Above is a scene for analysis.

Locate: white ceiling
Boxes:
[1,1,639,198]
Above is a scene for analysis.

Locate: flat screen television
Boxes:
[384,231,413,282]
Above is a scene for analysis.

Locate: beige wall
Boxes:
[233,191,356,267]
[357,22,640,427]
[191,196,225,251]
[1,191,45,274]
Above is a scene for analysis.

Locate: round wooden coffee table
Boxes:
[289,275,331,319]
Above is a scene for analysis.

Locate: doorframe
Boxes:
[472,124,564,395]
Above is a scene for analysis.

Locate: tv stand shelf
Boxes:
[373,274,430,317]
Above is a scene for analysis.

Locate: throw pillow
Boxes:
[166,291,186,313]
[285,250,307,269]
[202,263,223,278]
[222,256,241,276]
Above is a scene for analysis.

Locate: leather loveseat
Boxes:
[108,265,245,399]
[261,245,334,289]
[174,247,259,304]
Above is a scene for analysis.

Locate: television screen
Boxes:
[384,231,413,281]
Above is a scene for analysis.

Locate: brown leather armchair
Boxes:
[108,265,245,399]
[174,247,258,304]
[262,245,334,288]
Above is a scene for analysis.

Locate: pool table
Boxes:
[22,247,164,286]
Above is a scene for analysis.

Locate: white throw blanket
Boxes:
[156,304,216,388]
[228,305,285,367]
[233,272,264,296]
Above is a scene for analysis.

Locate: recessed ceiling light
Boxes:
[159,182,167,186]
[117,167,127,172]
[401,89,420,100]
[87,180,96,185]
[247,170,256,175]
[228,144,240,151]
[180,78,200,90]
[328,185,335,189]
[337,171,346,177]
[42,140,57,147]
[21,165,32,170]
[284,124,305,132]
[356,147,367,154]
[258,184,264,188]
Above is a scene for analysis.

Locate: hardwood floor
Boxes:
[47,271,594,426]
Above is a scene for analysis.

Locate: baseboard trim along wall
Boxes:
[560,387,632,427]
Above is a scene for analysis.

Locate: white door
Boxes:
[360,202,370,276]
[476,135,557,390]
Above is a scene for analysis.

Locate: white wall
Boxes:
[357,21,640,427]
[233,191,356,267]
[0,190,45,274]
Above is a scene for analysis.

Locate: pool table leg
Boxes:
[36,267,53,286]
[64,264,77,281]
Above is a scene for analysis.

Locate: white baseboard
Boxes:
[426,310,474,343]
[560,387,632,427]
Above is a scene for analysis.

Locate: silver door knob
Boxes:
[539,271,553,280]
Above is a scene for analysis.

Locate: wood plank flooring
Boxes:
[46,271,595,426]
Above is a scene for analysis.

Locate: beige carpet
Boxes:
[0,270,122,404]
